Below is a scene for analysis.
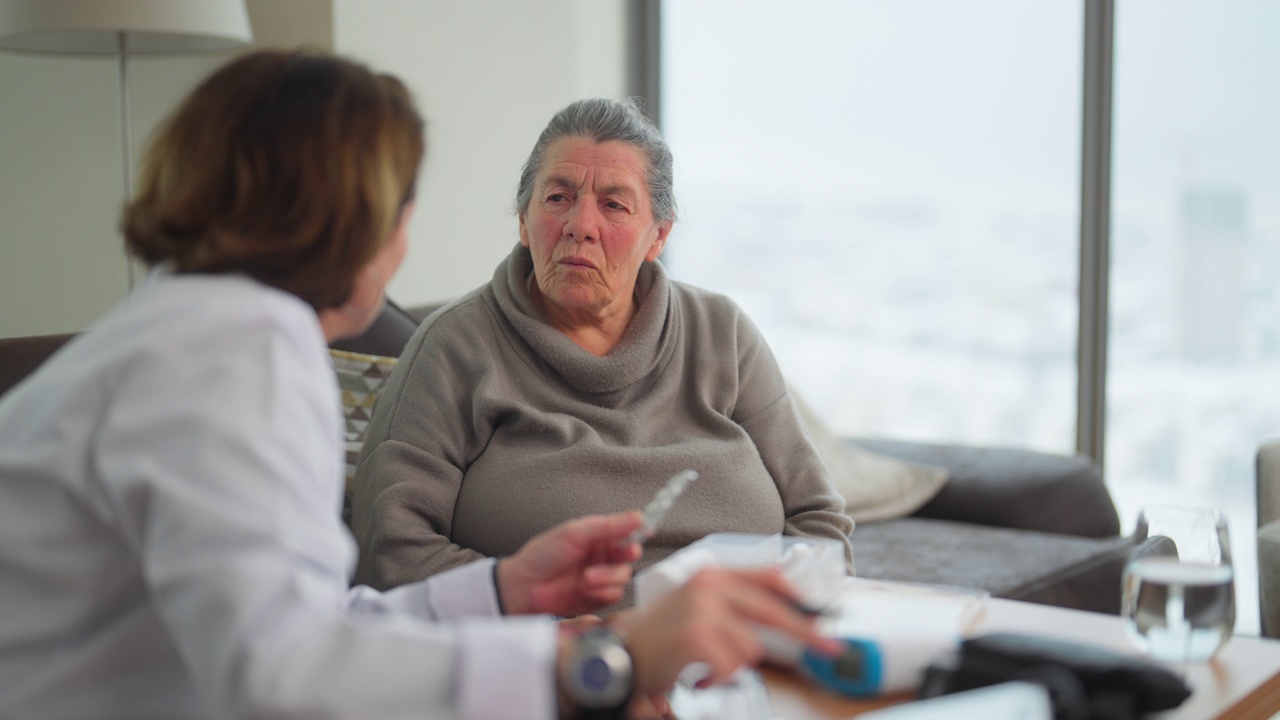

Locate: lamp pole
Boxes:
[116,30,134,288]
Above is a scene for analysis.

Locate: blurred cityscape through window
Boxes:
[1107,0,1280,636]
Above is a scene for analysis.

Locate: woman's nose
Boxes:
[564,199,601,242]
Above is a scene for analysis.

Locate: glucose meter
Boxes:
[800,638,886,697]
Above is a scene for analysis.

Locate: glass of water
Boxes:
[1122,505,1235,663]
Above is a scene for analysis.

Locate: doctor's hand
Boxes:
[616,567,842,694]
[496,511,643,616]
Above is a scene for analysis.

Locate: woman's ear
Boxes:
[317,304,358,344]
[645,221,673,262]
[316,263,387,344]
[518,213,531,248]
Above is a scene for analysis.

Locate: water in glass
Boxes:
[1121,505,1234,663]
[1123,556,1234,662]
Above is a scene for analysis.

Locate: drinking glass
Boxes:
[1122,505,1235,663]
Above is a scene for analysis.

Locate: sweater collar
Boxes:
[491,244,675,394]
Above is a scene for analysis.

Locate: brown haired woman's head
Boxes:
[123,50,425,311]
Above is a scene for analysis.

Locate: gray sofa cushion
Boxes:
[853,438,1120,538]
[851,517,1132,614]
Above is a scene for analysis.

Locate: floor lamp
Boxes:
[0,0,253,288]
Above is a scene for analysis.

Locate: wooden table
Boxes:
[760,597,1280,719]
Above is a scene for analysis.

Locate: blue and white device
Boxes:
[634,533,979,700]
[799,637,886,697]
[760,631,957,698]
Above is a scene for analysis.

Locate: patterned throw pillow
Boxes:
[330,349,398,525]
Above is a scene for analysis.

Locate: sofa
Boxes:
[0,300,1132,614]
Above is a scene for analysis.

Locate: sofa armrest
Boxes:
[849,438,1119,538]
[0,333,75,398]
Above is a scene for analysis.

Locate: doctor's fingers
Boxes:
[582,563,633,592]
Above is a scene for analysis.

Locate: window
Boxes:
[661,0,1278,634]
[662,0,1083,451]
[1108,0,1280,635]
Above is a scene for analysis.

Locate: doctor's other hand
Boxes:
[496,511,643,616]
[618,567,842,694]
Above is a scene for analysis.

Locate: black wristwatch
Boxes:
[559,627,633,719]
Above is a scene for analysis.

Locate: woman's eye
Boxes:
[605,201,627,211]
[547,193,568,203]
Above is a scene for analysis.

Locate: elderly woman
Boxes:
[0,55,837,719]
[352,98,854,595]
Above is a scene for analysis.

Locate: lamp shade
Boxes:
[0,0,252,55]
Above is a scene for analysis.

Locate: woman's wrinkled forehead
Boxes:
[534,138,651,202]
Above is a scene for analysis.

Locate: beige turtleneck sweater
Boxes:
[351,245,853,601]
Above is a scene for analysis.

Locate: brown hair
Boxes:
[122,51,425,310]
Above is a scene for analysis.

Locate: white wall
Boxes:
[0,0,627,337]
[0,0,334,338]
[0,51,134,337]
[333,0,628,307]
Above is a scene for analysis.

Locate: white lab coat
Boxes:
[0,269,555,720]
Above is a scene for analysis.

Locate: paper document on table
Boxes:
[668,668,772,720]
[858,681,1052,720]
[832,577,988,638]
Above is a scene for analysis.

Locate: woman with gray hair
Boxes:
[352,98,854,600]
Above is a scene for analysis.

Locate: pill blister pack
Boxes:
[630,469,699,544]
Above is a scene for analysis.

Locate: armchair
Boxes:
[1259,439,1280,638]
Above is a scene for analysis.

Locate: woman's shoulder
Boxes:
[395,287,499,363]
[666,278,775,361]
[669,279,768,336]
[414,288,490,330]
[668,278,743,317]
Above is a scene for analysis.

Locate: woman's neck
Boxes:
[530,282,638,357]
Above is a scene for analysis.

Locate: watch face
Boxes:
[565,629,633,710]
[582,657,614,691]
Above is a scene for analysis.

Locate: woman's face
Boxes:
[519,137,671,319]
